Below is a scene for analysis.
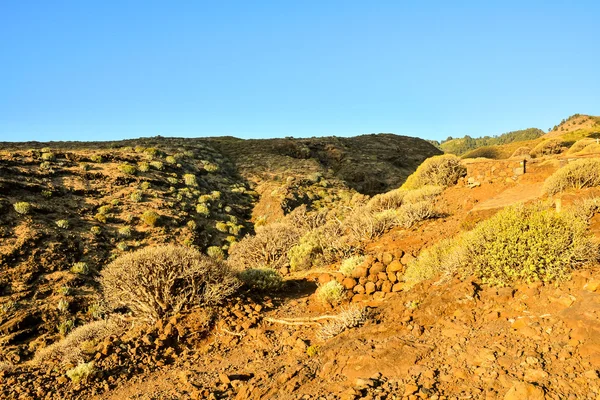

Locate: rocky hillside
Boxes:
[4,129,600,399]
[0,134,440,366]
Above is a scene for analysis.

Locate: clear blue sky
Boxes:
[1,1,598,142]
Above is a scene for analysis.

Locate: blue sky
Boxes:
[1,1,598,142]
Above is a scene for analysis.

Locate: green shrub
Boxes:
[316,281,345,304]
[118,226,132,237]
[57,319,75,336]
[71,262,90,275]
[203,162,219,172]
[55,219,69,229]
[116,242,129,251]
[66,362,95,383]
[140,181,151,190]
[339,255,364,276]
[138,161,150,172]
[39,161,52,170]
[130,191,143,202]
[404,203,598,288]
[13,202,32,215]
[141,210,160,226]
[150,161,164,170]
[215,221,229,233]
[543,158,600,196]
[90,226,102,236]
[196,203,210,217]
[402,154,466,190]
[183,174,197,186]
[100,245,239,321]
[90,155,104,163]
[41,152,55,161]
[288,240,320,271]
[238,268,284,291]
[57,299,69,313]
[165,155,177,164]
[206,246,225,260]
[119,164,137,175]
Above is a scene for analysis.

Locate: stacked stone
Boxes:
[331,250,415,302]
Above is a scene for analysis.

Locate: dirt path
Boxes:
[471,182,544,211]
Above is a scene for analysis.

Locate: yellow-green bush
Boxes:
[316,281,345,304]
[13,202,32,215]
[238,268,284,291]
[141,210,160,226]
[66,362,95,383]
[119,164,137,175]
[543,158,600,196]
[196,203,210,217]
[339,255,364,276]
[404,203,598,288]
[401,154,466,190]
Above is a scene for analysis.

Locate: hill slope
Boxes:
[0,133,440,364]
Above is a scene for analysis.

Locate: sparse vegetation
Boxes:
[101,246,239,321]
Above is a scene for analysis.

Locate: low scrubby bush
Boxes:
[402,154,466,190]
[543,158,600,196]
[530,139,563,157]
[34,319,122,365]
[316,281,345,304]
[567,139,596,154]
[228,223,300,271]
[510,146,532,158]
[100,245,240,321]
[141,210,160,226]
[404,203,598,288]
[66,362,95,383]
[13,202,32,215]
[238,268,284,291]
[339,255,364,276]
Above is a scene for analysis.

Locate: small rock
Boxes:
[504,382,545,400]
[386,260,403,273]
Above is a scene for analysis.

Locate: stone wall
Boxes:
[319,249,414,302]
